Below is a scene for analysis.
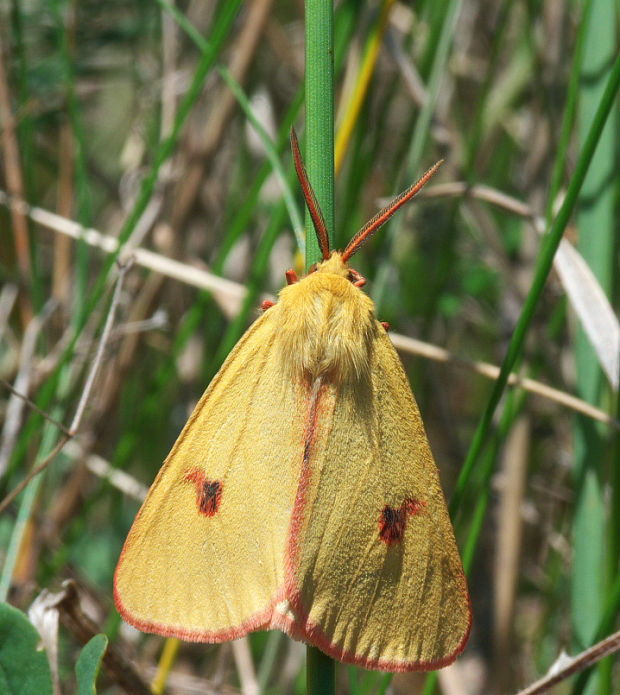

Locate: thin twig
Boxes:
[0,380,72,438]
[231,638,260,695]
[0,284,19,342]
[492,416,530,692]
[0,436,71,516]
[418,181,542,228]
[63,440,149,502]
[389,333,619,430]
[110,310,168,337]
[385,27,428,107]
[0,263,131,515]
[69,259,131,432]
[514,629,620,695]
[0,192,246,308]
[0,302,59,476]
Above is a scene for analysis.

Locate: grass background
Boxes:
[0,1,618,693]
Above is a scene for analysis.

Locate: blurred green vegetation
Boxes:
[0,1,618,694]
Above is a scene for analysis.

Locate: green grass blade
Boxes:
[80,0,244,331]
[372,0,462,309]
[406,0,461,178]
[544,0,593,223]
[155,0,305,250]
[0,417,62,600]
[15,0,243,420]
[450,51,620,516]
[571,1,617,692]
[1,0,245,554]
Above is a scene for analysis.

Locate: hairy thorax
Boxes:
[276,253,377,384]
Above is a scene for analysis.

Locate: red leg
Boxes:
[349,269,367,287]
[380,321,390,331]
[261,300,275,311]
[285,269,298,285]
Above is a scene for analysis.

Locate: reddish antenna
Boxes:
[341,160,443,262]
[290,128,330,261]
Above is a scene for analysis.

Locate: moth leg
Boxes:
[380,321,390,331]
[349,269,366,287]
[285,269,299,285]
[261,300,275,311]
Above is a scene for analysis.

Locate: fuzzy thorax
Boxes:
[276,253,376,384]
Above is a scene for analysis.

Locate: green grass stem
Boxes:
[304,1,336,692]
[304,0,335,267]
[307,646,335,695]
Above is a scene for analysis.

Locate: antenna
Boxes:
[342,160,443,262]
[290,128,330,261]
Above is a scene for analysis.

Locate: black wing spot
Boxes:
[379,497,425,545]
[185,470,222,517]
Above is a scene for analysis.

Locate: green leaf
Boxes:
[0,603,53,695]
[75,634,108,695]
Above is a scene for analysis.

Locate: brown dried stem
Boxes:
[0,37,32,324]
[57,580,152,695]
[514,629,620,695]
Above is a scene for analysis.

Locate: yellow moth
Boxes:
[114,129,471,672]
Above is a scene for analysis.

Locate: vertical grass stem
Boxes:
[304,1,336,692]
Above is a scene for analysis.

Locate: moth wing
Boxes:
[286,325,471,671]
[115,309,303,641]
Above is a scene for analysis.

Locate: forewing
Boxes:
[115,310,303,641]
[286,326,471,670]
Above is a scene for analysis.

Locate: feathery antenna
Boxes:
[342,160,443,262]
[290,128,331,261]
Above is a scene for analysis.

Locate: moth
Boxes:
[114,129,471,672]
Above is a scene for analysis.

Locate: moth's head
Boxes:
[308,252,367,288]
[309,252,346,277]
[291,127,442,283]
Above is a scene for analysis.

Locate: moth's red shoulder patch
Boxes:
[185,470,222,516]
